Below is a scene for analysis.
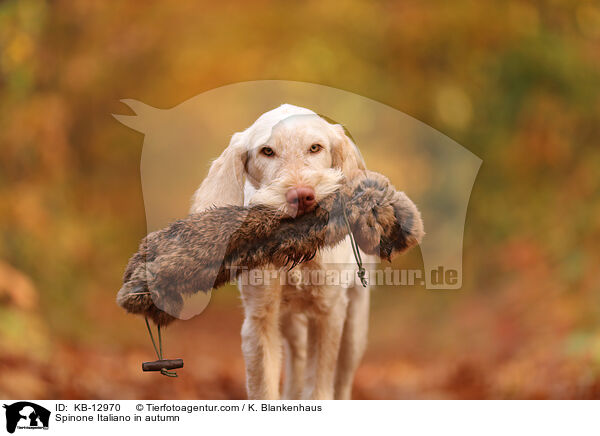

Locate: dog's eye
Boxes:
[261,147,275,157]
[309,144,322,153]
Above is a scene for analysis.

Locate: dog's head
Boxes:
[191,104,365,217]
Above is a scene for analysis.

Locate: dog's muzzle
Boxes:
[286,186,316,217]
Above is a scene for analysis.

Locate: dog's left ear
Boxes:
[331,124,366,178]
[190,131,248,213]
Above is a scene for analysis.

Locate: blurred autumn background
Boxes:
[1,0,600,399]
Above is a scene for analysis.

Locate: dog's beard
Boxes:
[248,168,343,217]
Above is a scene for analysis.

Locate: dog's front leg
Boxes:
[303,287,349,400]
[281,310,308,399]
[334,284,370,399]
[239,275,282,400]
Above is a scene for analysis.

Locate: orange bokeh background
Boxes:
[1,0,599,399]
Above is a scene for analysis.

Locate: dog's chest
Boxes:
[280,236,355,314]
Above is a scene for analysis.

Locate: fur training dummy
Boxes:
[117,170,424,327]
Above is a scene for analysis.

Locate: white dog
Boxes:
[191,104,374,399]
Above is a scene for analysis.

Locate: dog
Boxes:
[190,104,376,399]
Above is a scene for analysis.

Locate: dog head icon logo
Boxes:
[3,402,50,434]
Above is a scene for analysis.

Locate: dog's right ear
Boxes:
[331,124,366,180]
[190,132,248,213]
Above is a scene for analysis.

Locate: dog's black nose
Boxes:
[286,186,316,216]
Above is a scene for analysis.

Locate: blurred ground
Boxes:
[2,280,599,400]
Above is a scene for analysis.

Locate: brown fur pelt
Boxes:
[117,170,424,326]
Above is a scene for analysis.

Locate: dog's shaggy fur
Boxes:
[121,104,424,400]
[117,170,423,327]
